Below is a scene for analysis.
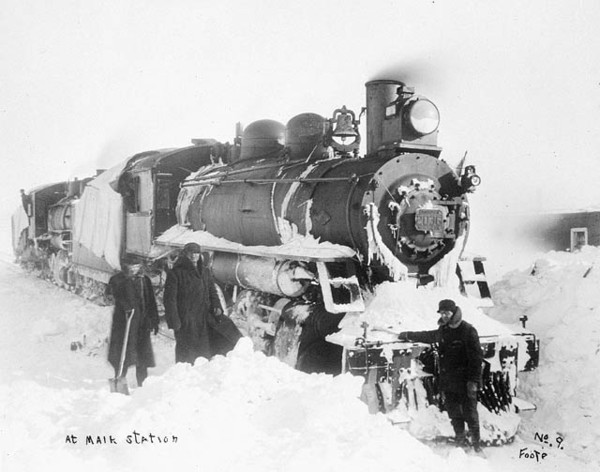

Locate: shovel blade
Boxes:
[109,376,130,395]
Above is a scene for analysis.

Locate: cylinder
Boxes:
[365,80,404,155]
[210,252,240,286]
[211,253,311,297]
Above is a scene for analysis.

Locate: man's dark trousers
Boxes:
[445,390,480,443]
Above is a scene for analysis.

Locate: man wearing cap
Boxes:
[398,299,483,452]
[107,258,159,387]
[163,243,223,363]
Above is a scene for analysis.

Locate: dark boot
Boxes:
[467,420,481,451]
[136,365,148,387]
[471,428,482,452]
[451,419,467,446]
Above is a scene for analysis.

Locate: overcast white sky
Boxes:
[1,0,600,250]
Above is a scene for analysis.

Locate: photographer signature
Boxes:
[518,432,565,462]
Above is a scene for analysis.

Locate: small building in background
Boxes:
[508,209,600,252]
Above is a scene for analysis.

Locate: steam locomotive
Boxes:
[12,79,538,440]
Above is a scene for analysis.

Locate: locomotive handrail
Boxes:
[181,155,367,187]
[181,175,360,187]
[192,158,308,181]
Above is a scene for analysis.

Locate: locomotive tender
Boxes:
[12,79,538,438]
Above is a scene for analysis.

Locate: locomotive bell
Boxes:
[328,106,361,155]
[331,108,358,139]
[239,119,285,160]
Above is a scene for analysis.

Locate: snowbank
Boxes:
[0,261,492,472]
[488,246,600,463]
[332,280,514,348]
[1,337,490,472]
[2,248,600,471]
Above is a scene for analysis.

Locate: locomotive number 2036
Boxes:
[415,208,444,232]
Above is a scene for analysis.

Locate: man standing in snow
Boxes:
[163,243,226,363]
[398,299,483,452]
[296,304,345,375]
[107,258,159,387]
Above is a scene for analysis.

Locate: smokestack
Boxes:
[365,80,404,155]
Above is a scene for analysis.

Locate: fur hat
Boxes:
[437,299,457,313]
[182,242,202,254]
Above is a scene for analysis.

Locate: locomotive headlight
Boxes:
[461,165,481,192]
[406,99,440,136]
[469,174,482,187]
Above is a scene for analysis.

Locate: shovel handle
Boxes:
[116,309,135,378]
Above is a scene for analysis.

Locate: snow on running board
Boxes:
[155,225,356,262]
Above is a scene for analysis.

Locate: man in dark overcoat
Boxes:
[296,305,345,375]
[398,299,483,451]
[163,243,227,363]
[107,259,159,386]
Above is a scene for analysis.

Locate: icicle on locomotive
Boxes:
[12,79,539,440]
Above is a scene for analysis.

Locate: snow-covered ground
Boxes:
[487,246,600,464]
[1,248,599,472]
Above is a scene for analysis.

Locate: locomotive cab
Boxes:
[117,142,227,257]
[13,182,71,265]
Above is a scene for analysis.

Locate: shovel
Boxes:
[109,309,134,395]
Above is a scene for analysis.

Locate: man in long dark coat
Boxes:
[163,243,228,363]
[107,259,159,386]
[296,305,345,375]
[398,299,483,452]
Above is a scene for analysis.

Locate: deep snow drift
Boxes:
[1,247,599,472]
[487,246,600,463]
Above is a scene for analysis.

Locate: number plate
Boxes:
[415,208,444,232]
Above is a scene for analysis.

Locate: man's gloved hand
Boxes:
[213,307,223,317]
[467,381,479,399]
[397,331,409,342]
